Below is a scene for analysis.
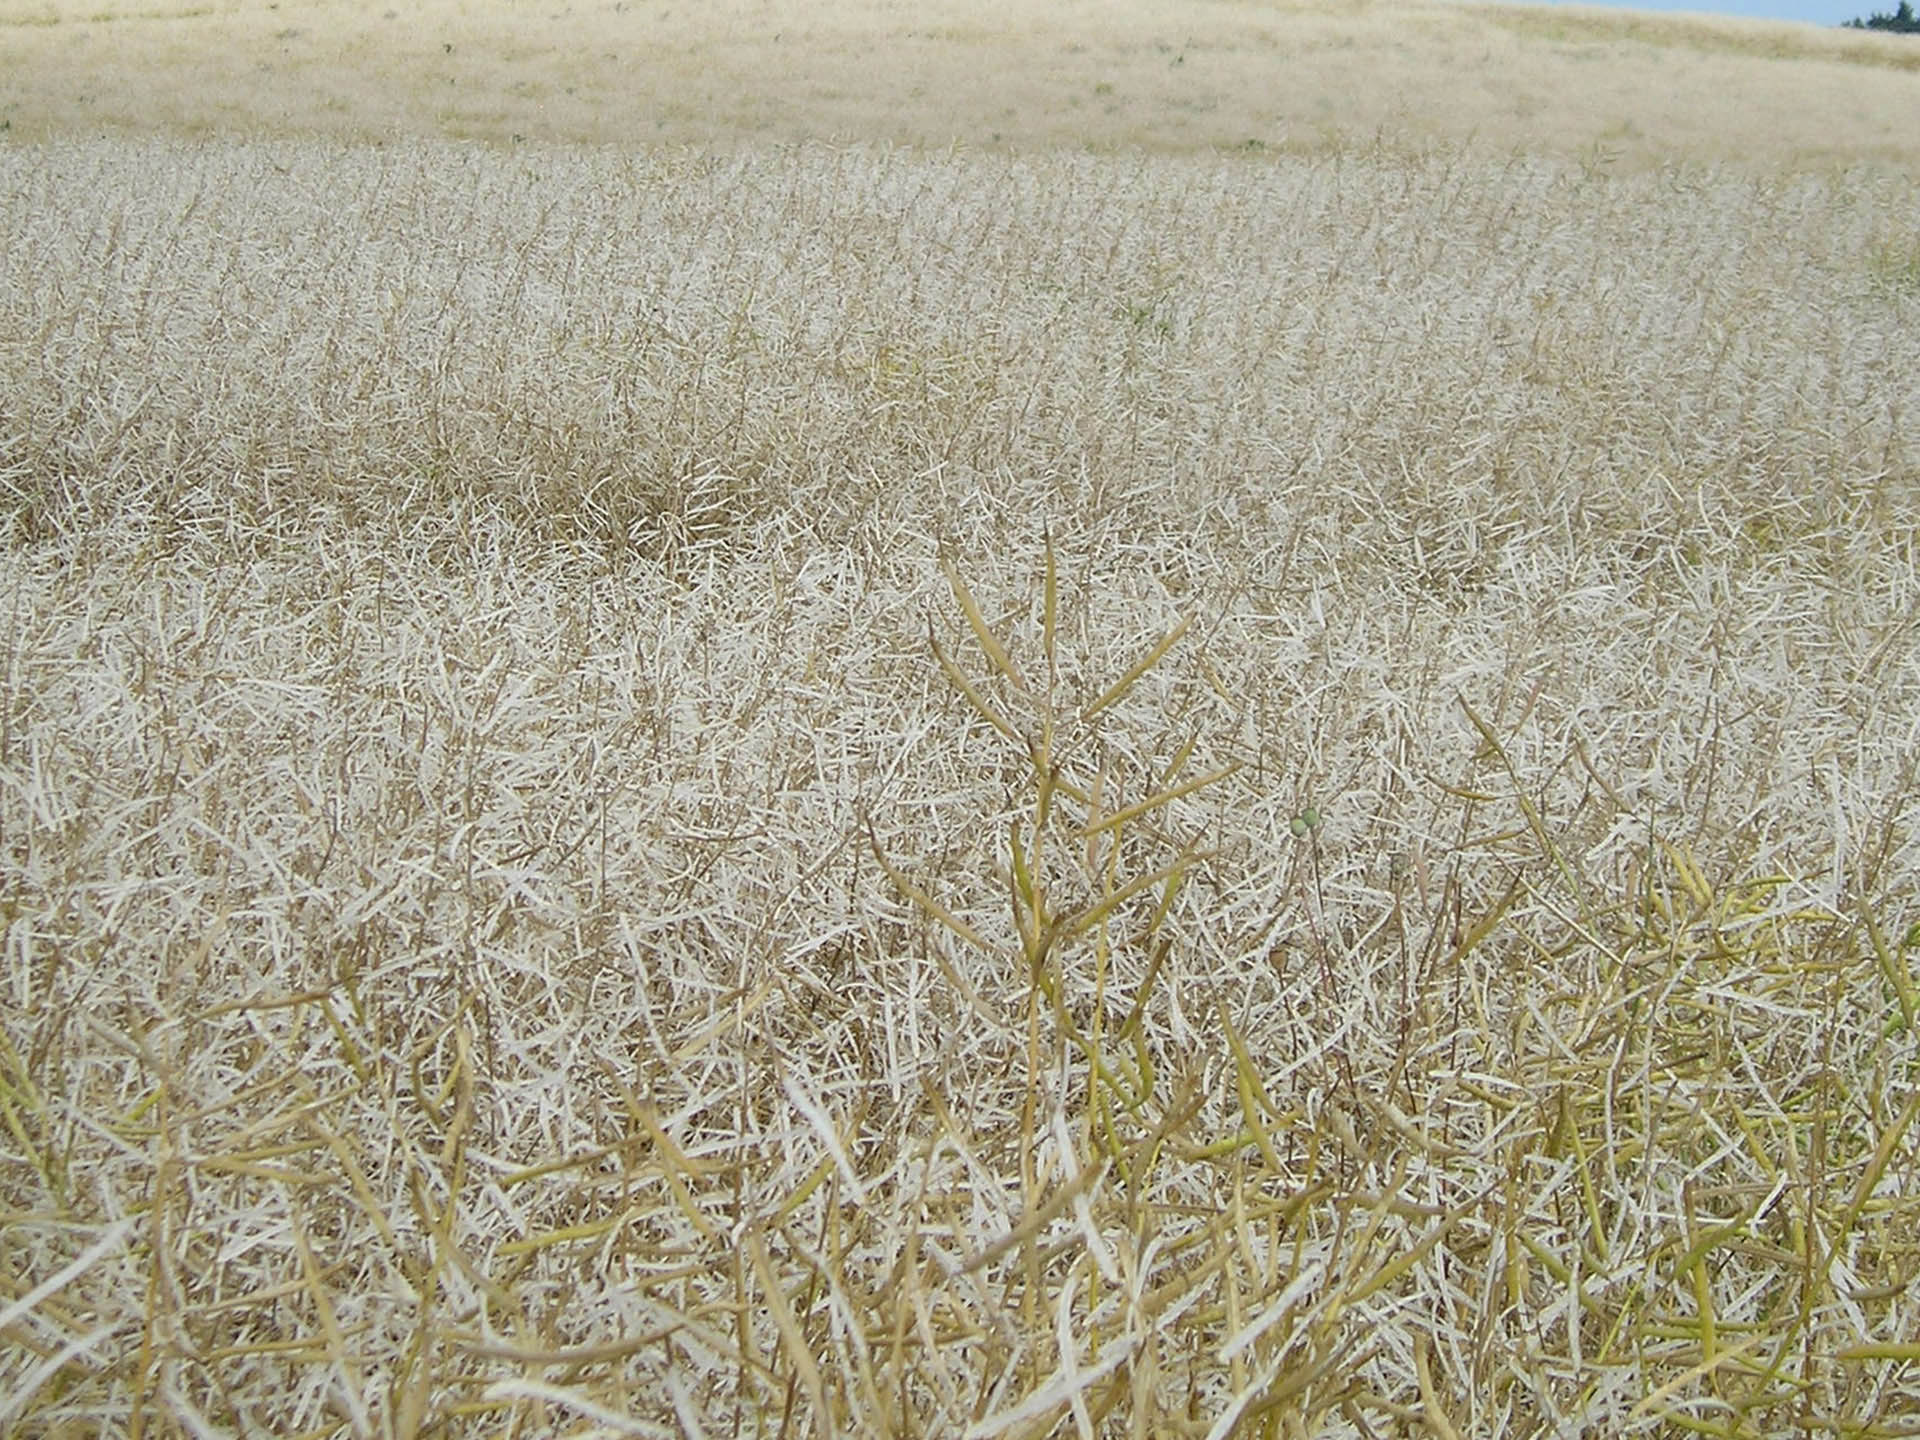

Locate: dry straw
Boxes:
[1,134,1918,1436]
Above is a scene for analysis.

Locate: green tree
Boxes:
[1843,0,1920,32]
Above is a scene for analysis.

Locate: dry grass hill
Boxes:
[1,0,1918,169]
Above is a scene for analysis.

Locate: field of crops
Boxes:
[4,2,1920,1435]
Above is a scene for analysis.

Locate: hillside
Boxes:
[2,0,1919,170]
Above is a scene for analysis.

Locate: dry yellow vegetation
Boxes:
[3,3,1920,1438]
[2,0,1919,170]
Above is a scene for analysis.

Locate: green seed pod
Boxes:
[1290,815,1309,837]
[1302,806,1321,829]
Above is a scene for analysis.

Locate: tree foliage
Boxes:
[1843,0,1920,32]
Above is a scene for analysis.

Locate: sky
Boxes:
[1536,0,1900,25]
